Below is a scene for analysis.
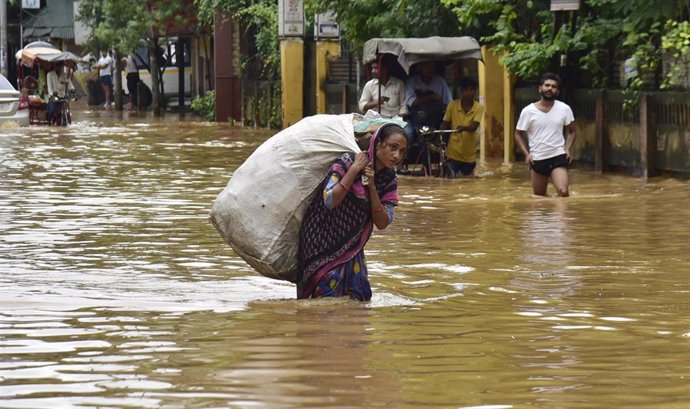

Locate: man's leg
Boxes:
[530,169,549,196]
[105,85,112,109]
[403,122,416,146]
[550,167,569,197]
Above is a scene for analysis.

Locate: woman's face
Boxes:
[376,132,408,169]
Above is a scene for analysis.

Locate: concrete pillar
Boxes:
[315,40,340,114]
[280,38,304,127]
[478,46,505,162]
[502,64,516,163]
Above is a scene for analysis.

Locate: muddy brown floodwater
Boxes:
[0,110,689,408]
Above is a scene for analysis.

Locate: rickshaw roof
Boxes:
[362,36,482,74]
[15,42,81,68]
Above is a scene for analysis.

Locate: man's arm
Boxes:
[358,83,373,112]
[564,122,576,161]
[458,121,480,133]
[397,82,408,116]
[46,72,57,96]
[514,129,532,165]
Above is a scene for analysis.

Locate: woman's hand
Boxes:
[363,163,375,183]
[352,152,370,173]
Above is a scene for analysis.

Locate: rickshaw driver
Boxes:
[46,62,75,99]
[46,62,75,123]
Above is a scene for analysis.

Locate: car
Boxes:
[0,73,30,127]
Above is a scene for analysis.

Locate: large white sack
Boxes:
[210,114,361,282]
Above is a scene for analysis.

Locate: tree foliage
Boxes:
[304,0,460,51]
[441,0,690,88]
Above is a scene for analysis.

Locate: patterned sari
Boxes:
[297,126,400,301]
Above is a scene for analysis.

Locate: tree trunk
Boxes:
[149,38,161,117]
[114,49,123,111]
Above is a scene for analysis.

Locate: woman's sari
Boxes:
[297,125,400,301]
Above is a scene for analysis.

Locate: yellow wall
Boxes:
[315,41,341,113]
[280,39,304,127]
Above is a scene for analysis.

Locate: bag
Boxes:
[210,114,361,282]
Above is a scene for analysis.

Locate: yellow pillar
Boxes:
[478,47,501,163]
[503,65,516,163]
[315,41,341,113]
[280,39,304,127]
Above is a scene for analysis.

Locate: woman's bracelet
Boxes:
[338,181,351,191]
[374,203,385,212]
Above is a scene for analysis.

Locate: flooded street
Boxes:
[1,111,689,409]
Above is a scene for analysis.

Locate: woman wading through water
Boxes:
[297,124,408,301]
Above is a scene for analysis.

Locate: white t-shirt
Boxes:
[97,55,113,77]
[358,77,408,118]
[516,100,575,161]
[125,55,138,74]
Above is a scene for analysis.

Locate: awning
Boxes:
[362,36,483,74]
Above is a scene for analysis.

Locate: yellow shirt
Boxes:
[443,99,484,163]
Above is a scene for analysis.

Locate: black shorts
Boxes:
[531,154,569,176]
[99,75,113,87]
[126,73,140,94]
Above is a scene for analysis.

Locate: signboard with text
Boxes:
[550,0,580,11]
[278,0,304,37]
[314,11,340,39]
[22,0,40,9]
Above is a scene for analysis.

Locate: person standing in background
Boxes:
[122,54,140,110]
[440,77,484,177]
[93,49,113,109]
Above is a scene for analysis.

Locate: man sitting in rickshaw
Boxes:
[404,61,452,143]
[403,61,452,175]
[46,62,75,124]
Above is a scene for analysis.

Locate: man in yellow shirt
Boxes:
[440,77,484,177]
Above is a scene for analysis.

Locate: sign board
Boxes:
[278,0,304,38]
[550,0,580,11]
[314,11,340,39]
[22,0,40,9]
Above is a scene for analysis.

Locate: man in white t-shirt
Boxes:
[514,72,576,197]
[93,49,113,109]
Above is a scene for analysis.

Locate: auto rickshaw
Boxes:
[362,36,483,176]
[15,41,81,126]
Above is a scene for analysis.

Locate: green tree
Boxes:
[77,0,196,115]
[441,0,690,90]
[305,0,460,51]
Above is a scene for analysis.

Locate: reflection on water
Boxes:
[1,111,689,408]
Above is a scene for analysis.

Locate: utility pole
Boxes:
[1,0,8,77]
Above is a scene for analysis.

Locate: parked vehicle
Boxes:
[362,36,482,176]
[123,38,192,99]
[0,73,30,127]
